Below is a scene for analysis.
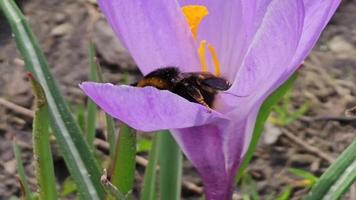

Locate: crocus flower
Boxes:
[80,0,340,199]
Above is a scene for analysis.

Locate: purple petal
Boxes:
[178,0,275,82]
[79,82,229,132]
[226,0,340,165]
[213,0,306,179]
[97,0,200,74]
[172,122,239,200]
[229,0,305,97]
[287,0,341,72]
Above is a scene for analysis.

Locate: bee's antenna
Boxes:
[221,91,248,98]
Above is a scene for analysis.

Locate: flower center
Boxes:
[182,5,221,77]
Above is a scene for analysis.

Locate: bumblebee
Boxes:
[133,67,231,108]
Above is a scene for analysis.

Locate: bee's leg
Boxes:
[197,99,213,113]
[186,87,212,112]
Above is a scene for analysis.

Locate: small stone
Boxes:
[54,12,67,24]
[50,23,73,37]
[328,36,354,53]
[3,159,16,174]
[263,123,282,145]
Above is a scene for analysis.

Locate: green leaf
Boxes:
[86,42,98,146]
[30,75,58,200]
[240,173,260,200]
[109,124,136,199]
[0,1,104,199]
[305,140,356,200]
[137,137,152,153]
[89,51,117,159]
[288,168,318,187]
[12,142,32,200]
[236,74,297,181]
[75,104,86,132]
[276,186,292,200]
[60,178,77,197]
[106,115,117,159]
[158,132,182,200]
[141,134,160,200]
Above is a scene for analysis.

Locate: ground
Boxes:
[0,0,355,199]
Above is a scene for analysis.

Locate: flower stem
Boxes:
[141,134,160,200]
[109,124,136,199]
[158,132,182,200]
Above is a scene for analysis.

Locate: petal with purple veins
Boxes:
[230,0,305,97]
[217,0,305,175]
[172,122,235,200]
[80,82,229,132]
[178,0,275,81]
[97,0,200,74]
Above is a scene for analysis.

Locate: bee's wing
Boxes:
[181,72,231,91]
[201,77,231,91]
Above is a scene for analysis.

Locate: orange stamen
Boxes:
[207,43,221,77]
[181,5,208,40]
[198,40,208,72]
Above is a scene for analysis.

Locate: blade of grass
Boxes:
[140,134,160,200]
[109,124,136,199]
[305,140,356,200]
[12,141,32,200]
[30,75,58,200]
[91,53,117,158]
[236,74,297,181]
[276,186,292,200]
[0,1,104,199]
[240,173,260,200]
[106,115,117,159]
[158,132,182,200]
[288,168,318,187]
[86,42,98,146]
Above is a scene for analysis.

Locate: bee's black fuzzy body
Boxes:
[134,67,231,108]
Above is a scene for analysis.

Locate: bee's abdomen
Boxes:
[137,77,171,90]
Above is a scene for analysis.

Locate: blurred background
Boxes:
[0,0,355,199]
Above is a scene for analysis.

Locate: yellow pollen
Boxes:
[181,5,208,40]
[198,40,208,72]
[207,44,221,77]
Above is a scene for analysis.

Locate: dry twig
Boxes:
[281,128,336,163]
[0,98,34,118]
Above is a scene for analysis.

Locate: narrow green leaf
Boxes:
[141,134,160,200]
[91,54,117,158]
[75,105,86,132]
[276,186,292,200]
[137,137,152,153]
[158,132,182,200]
[12,142,32,200]
[236,74,297,181]
[30,75,58,200]
[86,42,98,146]
[326,160,356,200]
[60,178,77,197]
[0,1,104,199]
[305,141,356,200]
[240,173,260,200]
[109,124,136,198]
[106,115,117,159]
[288,168,318,186]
